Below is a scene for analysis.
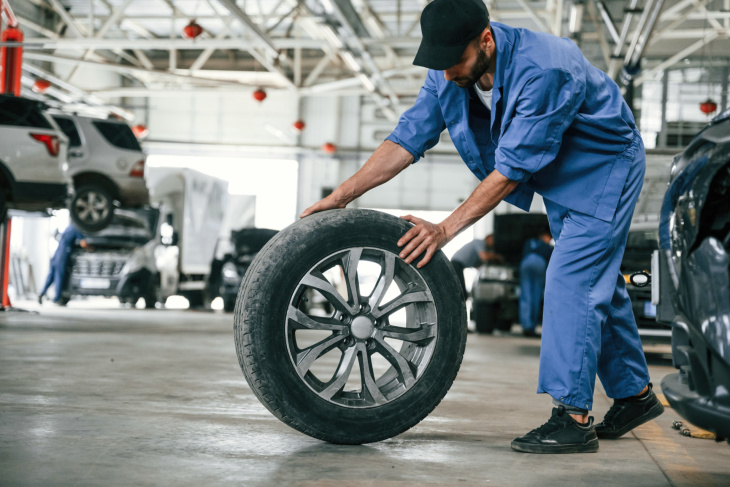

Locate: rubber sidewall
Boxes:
[234,209,466,444]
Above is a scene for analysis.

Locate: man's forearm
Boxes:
[331,140,414,205]
[441,170,519,240]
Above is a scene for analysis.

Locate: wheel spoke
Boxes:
[378,323,436,343]
[294,333,346,376]
[357,343,387,404]
[319,346,358,400]
[368,252,396,309]
[287,305,348,332]
[300,272,354,314]
[372,333,416,387]
[342,248,362,306]
[372,290,431,319]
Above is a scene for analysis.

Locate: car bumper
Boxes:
[661,373,730,438]
[116,177,150,207]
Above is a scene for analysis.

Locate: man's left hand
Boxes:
[397,215,449,268]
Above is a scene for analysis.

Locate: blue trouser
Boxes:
[39,253,70,302]
[538,132,651,411]
[519,253,547,331]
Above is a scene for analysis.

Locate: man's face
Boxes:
[443,36,492,88]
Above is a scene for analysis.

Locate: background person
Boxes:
[518,229,553,337]
[38,223,86,305]
[451,234,503,298]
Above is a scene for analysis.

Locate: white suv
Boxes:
[50,113,149,232]
[0,95,71,221]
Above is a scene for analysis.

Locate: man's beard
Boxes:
[452,47,491,88]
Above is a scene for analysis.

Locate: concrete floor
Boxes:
[1,301,729,487]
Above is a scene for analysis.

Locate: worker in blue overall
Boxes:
[38,223,85,305]
[518,229,553,337]
[451,234,503,298]
[301,0,664,453]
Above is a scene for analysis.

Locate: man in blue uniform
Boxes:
[451,234,502,298]
[519,229,552,337]
[301,0,664,453]
[38,223,85,305]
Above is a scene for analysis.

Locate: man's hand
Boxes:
[397,215,449,268]
[299,195,347,218]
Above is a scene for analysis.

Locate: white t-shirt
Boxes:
[474,82,493,111]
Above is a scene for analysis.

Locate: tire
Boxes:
[473,302,498,334]
[70,184,114,233]
[0,191,7,224]
[185,291,205,309]
[223,295,236,312]
[234,209,467,444]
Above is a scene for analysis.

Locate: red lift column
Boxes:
[0,2,22,309]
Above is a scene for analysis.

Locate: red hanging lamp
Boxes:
[699,99,718,115]
[131,125,149,138]
[32,79,51,94]
[293,119,305,131]
[322,142,337,154]
[252,88,267,102]
[183,20,203,39]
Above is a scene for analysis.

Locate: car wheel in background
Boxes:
[473,302,498,334]
[234,209,467,444]
[71,184,114,233]
[223,295,236,312]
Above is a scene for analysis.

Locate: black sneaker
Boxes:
[511,407,599,454]
[595,383,665,439]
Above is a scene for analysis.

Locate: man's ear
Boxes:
[481,27,492,49]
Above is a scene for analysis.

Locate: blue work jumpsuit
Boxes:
[40,224,84,302]
[387,22,650,411]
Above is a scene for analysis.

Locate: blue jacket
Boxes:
[387,22,639,222]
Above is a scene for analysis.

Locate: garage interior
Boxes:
[1,0,730,485]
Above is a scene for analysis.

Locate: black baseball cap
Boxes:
[413,0,490,70]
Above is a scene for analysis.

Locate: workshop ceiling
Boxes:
[9,0,730,116]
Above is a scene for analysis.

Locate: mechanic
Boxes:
[451,234,503,298]
[518,228,553,338]
[300,0,664,453]
[38,223,86,305]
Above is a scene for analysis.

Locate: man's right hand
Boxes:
[299,196,347,218]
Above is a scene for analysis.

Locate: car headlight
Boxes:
[222,261,240,282]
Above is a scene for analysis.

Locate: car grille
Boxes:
[72,253,127,278]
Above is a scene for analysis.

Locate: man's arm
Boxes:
[299,140,414,217]
[398,170,518,268]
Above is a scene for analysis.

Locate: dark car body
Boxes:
[209,227,278,312]
[655,109,730,440]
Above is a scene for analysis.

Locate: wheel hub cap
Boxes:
[350,315,374,340]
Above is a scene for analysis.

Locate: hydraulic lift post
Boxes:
[0,0,22,310]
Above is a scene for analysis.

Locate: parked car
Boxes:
[209,228,279,312]
[621,223,671,341]
[49,112,149,232]
[60,208,161,307]
[0,94,71,221]
[655,108,730,441]
[471,213,549,333]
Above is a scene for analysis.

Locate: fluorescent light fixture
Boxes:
[341,51,361,72]
[358,73,376,92]
[320,24,343,48]
[569,3,584,34]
